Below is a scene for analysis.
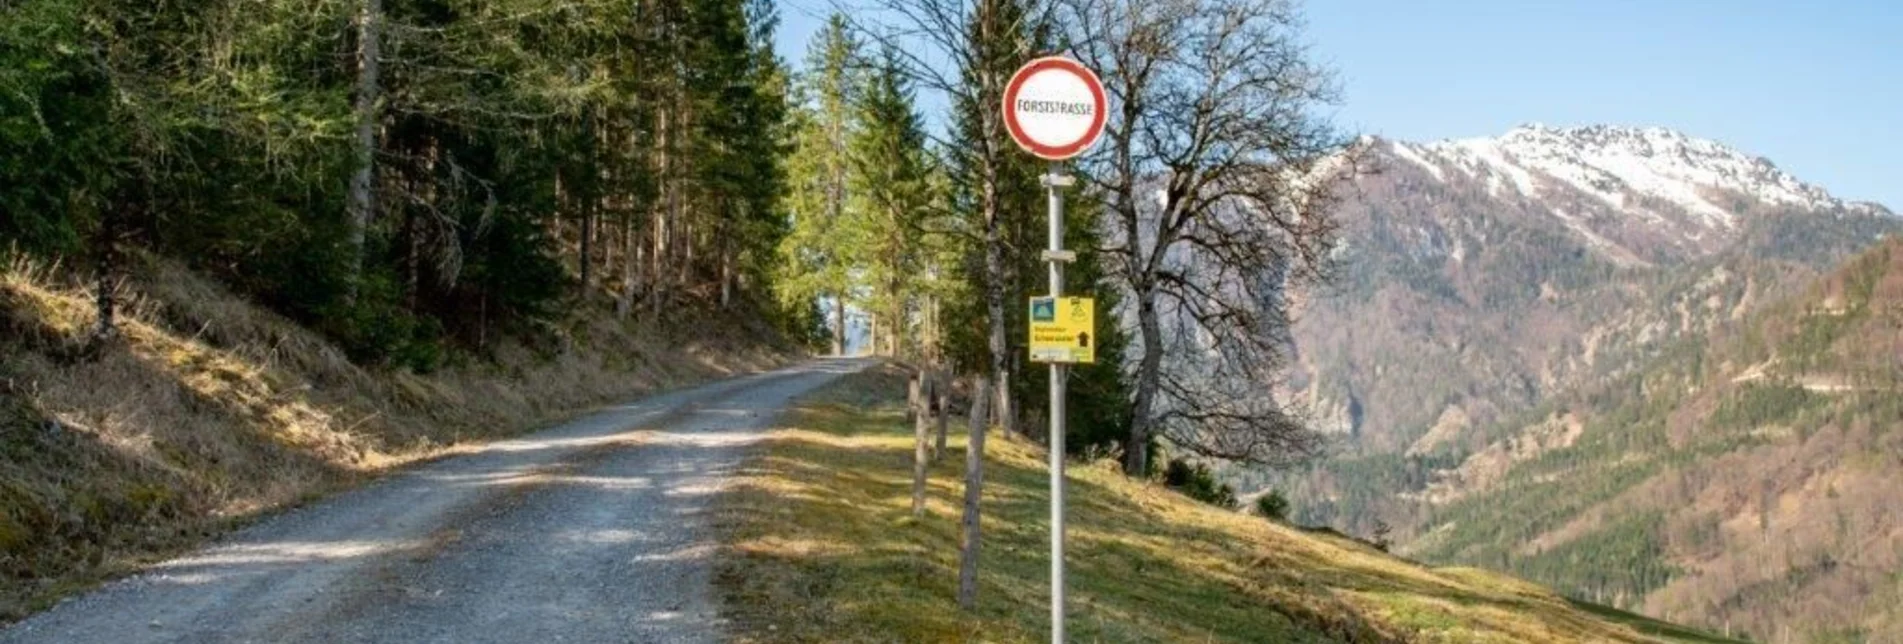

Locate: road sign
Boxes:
[1028,296,1095,364]
[1007,62,1103,641]
[1003,57,1107,161]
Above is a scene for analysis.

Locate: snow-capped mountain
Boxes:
[1373,125,1893,266]
[1285,124,1901,454]
[1270,129,1903,640]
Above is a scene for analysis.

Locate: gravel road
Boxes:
[1,359,866,644]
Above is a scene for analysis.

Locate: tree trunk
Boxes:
[922,293,938,362]
[887,233,905,357]
[912,375,929,518]
[977,34,1015,437]
[579,201,594,293]
[649,106,671,319]
[958,376,991,610]
[984,232,1013,431]
[981,158,1014,436]
[718,234,732,309]
[619,211,640,318]
[932,295,944,362]
[1124,285,1165,476]
[346,0,382,298]
[579,112,596,292]
[678,209,693,288]
[674,104,694,293]
[831,296,847,356]
[404,209,421,312]
[933,369,949,461]
[88,197,125,348]
[889,292,904,358]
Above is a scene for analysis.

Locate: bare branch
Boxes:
[1061,0,1360,471]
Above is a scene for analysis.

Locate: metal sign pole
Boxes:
[1044,162,1069,644]
[1003,55,1101,644]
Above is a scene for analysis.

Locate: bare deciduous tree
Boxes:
[1059,0,1358,474]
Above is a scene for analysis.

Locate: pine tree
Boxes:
[775,15,863,354]
[846,45,936,358]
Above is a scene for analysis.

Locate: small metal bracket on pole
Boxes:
[1045,162,1068,644]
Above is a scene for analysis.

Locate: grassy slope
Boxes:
[714,365,1734,643]
[0,254,789,621]
[1407,238,1903,641]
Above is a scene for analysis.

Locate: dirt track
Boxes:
[0,359,865,644]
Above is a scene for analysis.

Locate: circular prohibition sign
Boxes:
[1002,56,1107,161]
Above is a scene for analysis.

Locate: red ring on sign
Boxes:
[1002,56,1108,161]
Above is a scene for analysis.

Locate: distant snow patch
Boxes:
[1387,140,1444,182]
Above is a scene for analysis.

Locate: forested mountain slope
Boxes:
[1288,125,1899,457]
[1242,125,1902,641]
[1404,238,1903,641]
[1270,126,1897,536]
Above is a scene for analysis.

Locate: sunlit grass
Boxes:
[714,365,1739,642]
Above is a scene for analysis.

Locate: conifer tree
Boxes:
[847,46,936,357]
[3,0,799,364]
[776,15,863,354]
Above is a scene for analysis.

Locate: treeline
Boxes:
[2,0,796,368]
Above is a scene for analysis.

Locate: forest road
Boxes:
[0,358,868,644]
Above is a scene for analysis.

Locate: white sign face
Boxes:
[1003,57,1107,161]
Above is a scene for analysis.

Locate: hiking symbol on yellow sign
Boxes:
[1028,296,1095,364]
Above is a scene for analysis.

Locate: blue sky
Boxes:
[775,1,1900,208]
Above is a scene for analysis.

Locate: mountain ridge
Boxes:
[1291,123,1900,450]
[1245,123,1903,639]
[1389,124,1891,214]
[1368,124,1892,266]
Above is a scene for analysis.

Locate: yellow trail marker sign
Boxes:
[1028,296,1095,364]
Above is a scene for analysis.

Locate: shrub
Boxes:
[1164,458,1237,509]
[1255,490,1290,521]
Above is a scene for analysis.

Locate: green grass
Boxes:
[1567,600,1752,644]
[713,365,1735,642]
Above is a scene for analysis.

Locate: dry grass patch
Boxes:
[715,366,1739,643]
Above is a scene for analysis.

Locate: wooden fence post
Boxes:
[957,376,991,609]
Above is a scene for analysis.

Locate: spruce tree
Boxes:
[2,0,798,365]
[775,15,863,354]
[847,46,936,357]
